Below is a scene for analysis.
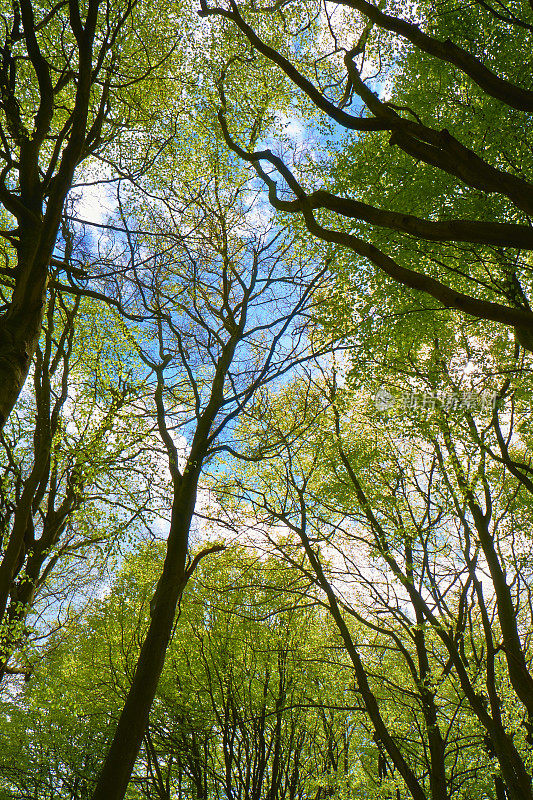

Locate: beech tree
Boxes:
[219,323,533,800]
[0,0,174,428]
[84,148,335,799]
[197,0,533,349]
[0,282,155,682]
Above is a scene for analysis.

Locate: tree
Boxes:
[133,547,359,800]
[0,0,174,427]
[0,545,367,800]
[0,281,156,681]
[85,147,335,799]
[218,330,533,799]
[197,0,533,348]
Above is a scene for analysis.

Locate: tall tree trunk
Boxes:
[91,476,197,800]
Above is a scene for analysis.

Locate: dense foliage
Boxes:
[1,1,533,799]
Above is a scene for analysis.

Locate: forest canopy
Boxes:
[1,1,533,799]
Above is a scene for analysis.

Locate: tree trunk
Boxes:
[91,476,197,800]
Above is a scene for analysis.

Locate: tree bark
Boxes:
[91,474,197,800]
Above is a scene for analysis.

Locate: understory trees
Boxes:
[0,547,362,800]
